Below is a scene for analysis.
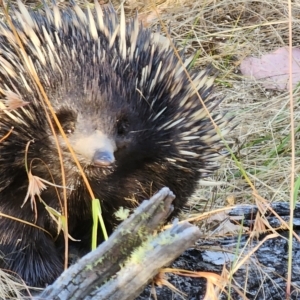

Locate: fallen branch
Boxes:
[37,187,201,300]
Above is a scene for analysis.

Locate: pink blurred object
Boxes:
[240,47,300,90]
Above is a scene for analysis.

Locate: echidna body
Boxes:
[0,1,230,287]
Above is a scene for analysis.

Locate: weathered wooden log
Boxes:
[36,188,202,300]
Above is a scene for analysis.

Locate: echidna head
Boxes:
[46,59,175,177]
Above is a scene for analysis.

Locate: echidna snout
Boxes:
[69,131,116,167]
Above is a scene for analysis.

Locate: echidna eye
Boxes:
[116,117,129,136]
[54,108,77,135]
[65,124,75,134]
[57,120,76,135]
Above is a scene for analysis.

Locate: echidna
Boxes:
[0,0,231,287]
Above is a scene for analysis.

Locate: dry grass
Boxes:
[1,0,300,298]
